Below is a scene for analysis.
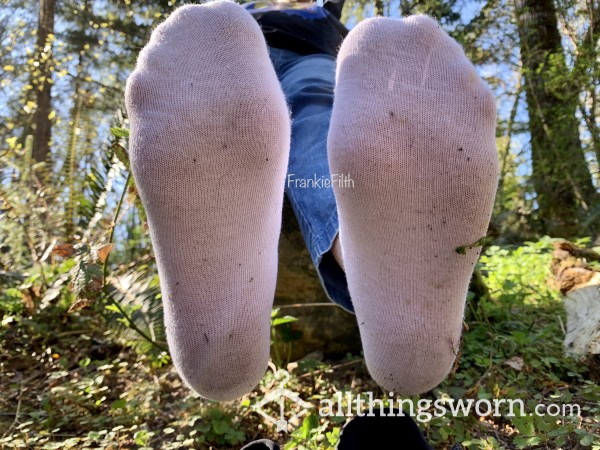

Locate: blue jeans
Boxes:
[268,47,354,313]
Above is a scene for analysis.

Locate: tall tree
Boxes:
[31,0,56,163]
[514,0,598,237]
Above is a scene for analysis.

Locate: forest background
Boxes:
[1,0,600,448]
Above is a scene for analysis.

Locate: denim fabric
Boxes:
[268,46,353,313]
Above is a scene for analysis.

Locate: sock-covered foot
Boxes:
[125,1,290,401]
[328,16,498,394]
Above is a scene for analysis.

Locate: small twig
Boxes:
[297,359,363,379]
[22,368,45,385]
[277,303,337,309]
[557,314,566,336]
[55,329,96,337]
[2,365,47,435]
[496,70,522,207]
[103,292,167,353]
[2,385,24,438]
[65,71,123,94]
[102,172,131,286]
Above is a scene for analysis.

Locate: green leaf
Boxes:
[212,420,232,435]
[110,398,127,410]
[110,127,130,138]
[134,430,150,446]
[276,324,302,343]
[111,142,129,166]
[580,434,597,447]
[105,304,121,313]
[272,316,298,327]
[512,416,535,436]
[513,436,541,449]
[78,357,91,368]
[4,288,22,299]
[456,236,492,255]
[326,427,340,445]
[299,414,319,439]
[87,431,100,440]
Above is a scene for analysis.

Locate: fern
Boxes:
[104,269,167,357]
[80,154,123,244]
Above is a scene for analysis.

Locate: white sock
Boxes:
[125,1,290,401]
[328,16,499,394]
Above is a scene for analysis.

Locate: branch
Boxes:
[572,2,600,76]
[497,67,523,203]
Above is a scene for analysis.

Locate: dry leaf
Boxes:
[96,244,114,264]
[31,285,41,298]
[68,297,95,313]
[504,356,524,371]
[52,243,76,258]
[21,290,35,310]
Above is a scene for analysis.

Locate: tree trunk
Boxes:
[514,0,598,237]
[274,199,361,361]
[32,0,56,163]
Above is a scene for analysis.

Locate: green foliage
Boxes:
[109,127,130,139]
[2,0,600,448]
[194,407,246,446]
[271,308,302,368]
[284,414,338,450]
[2,238,600,448]
[479,236,559,303]
[424,238,600,449]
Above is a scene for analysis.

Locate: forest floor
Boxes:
[1,238,599,450]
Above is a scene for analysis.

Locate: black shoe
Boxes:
[337,408,433,450]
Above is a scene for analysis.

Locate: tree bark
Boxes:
[32,0,56,163]
[514,0,598,237]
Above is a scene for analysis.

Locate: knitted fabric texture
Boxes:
[328,15,499,394]
[125,1,290,401]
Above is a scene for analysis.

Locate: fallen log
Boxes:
[551,241,600,380]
